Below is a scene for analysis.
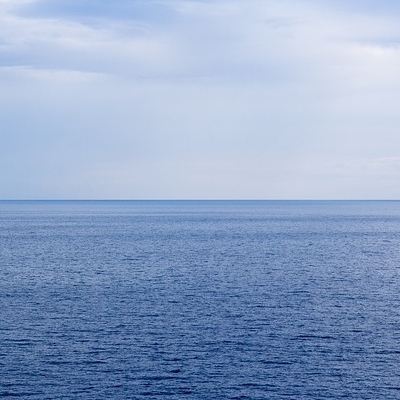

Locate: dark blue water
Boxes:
[1,200,400,399]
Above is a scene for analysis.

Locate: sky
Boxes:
[1,0,400,199]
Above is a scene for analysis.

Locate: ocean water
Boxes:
[1,200,400,399]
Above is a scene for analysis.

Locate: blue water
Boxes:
[1,200,400,399]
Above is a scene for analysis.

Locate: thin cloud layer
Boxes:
[1,0,400,198]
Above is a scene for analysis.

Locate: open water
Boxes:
[1,200,400,399]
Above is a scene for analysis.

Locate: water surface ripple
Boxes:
[1,200,400,399]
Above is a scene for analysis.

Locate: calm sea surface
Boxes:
[1,200,400,399]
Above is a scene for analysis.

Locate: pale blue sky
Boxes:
[1,0,400,199]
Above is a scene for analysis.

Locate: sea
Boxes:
[1,200,400,399]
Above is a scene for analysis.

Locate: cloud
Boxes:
[317,0,400,16]
[18,0,176,22]
[2,0,400,84]
[1,0,400,198]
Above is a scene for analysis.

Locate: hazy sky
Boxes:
[1,0,400,199]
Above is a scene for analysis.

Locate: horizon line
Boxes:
[1,199,400,202]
